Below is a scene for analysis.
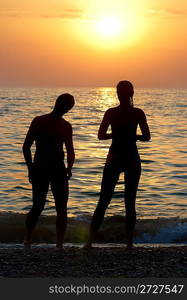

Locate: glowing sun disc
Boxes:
[96,17,122,37]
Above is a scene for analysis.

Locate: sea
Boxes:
[0,87,187,245]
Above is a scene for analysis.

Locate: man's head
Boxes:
[116,80,134,106]
[53,93,75,115]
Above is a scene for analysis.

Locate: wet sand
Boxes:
[0,245,187,278]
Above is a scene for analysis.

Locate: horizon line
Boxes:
[0,85,186,89]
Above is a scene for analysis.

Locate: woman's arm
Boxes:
[137,109,151,141]
[98,110,112,140]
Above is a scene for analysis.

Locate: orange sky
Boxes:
[0,0,186,87]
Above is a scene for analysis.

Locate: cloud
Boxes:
[166,9,187,16]
[0,9,28,18]
[42,8,84,20]
[0,8,84,20]
[147,8,187,18]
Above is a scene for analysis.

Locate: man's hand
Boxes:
[28,166,34,183]
[66,167,72,180]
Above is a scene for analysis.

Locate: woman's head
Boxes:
[116,80,134,106]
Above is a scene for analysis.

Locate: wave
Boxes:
[0,211,187,244]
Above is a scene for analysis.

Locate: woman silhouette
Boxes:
[86,81,151,250]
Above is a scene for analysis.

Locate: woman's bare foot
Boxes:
[126,243,133,252]
[24,240,31,250]
[56,243,65,250]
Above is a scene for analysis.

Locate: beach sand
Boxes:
[0,245,187,278]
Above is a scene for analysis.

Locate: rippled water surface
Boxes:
[0,87,187,218]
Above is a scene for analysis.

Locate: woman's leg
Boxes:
[87,163,120,247]
[124,157,141,249]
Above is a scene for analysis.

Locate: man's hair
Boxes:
[54,93,75,112]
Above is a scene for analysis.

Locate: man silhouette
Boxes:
[23,93,75,249]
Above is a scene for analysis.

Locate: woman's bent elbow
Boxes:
[98,133,103,140]
[142,134,151,141]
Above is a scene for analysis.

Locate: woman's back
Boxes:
[104,106,145,155]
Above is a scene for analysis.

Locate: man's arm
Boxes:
[64,124,75,180]
[98,110,112,140]
[22,118,37,183]
[136,109,151,141]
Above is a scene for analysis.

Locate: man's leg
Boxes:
[51,171,68,249]
[25,170,49,248]
[86,163,120,247]
[124,158,141,250]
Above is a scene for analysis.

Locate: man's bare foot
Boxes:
[83,243,93,250]
[24,240,31,250]
[24,231,32,250]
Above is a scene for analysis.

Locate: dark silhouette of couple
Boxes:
[23,81,151,250]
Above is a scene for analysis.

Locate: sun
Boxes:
[71,9,147,49]
[96,16,122,37]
